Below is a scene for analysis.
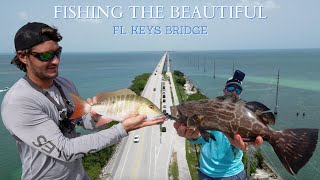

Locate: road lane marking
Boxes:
[132,127,145,180]
[119,132,135,179]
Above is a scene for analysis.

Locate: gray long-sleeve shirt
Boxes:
[1,77,128,180]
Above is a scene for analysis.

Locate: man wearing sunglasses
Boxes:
[174,70,263,180]
[223,70,244,99]
[1,22,165,180]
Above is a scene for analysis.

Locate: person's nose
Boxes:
[50,55,60,65]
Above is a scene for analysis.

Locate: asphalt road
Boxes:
[101,52,191,180]
[106,52,173,180]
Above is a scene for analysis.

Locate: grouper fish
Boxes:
[169,95,319,175]
[69,89,164,123]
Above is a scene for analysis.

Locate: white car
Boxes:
[133,135,140,143]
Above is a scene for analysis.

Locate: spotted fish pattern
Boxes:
[170,95,318,175]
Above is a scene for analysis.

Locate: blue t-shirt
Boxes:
[190,130,244,178]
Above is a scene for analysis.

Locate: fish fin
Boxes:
[69,93,88,120]
[257,112,276,125]
[95,89,136,102]
[231,145,238,159]
[217,95,240,103]
[245,101,270,112]
[199,129,216,142]
[269,128,319,175]
[245,101,275,125]
[210,133,216,141]
[187,114,199,129]
[95,116,113,127]
[217,95,227,101]
[187,114,206,129]
[176,108,187,121]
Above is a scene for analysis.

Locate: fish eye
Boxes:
[149,105,154,109]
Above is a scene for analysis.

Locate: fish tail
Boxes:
[69,93,89,119]
[269,128,318,175]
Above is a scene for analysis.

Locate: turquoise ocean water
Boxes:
[1,49,320,179]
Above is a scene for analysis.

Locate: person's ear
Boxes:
[17,52,28,64]
[223,88,227,93]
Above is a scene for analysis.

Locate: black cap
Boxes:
[225,70,245,90]
[14,22,55,51]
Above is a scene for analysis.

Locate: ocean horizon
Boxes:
[1,49,320,179]
[1,47,320,55]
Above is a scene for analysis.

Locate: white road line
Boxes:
[119,132,135,179]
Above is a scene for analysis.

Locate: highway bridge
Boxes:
[101,52,191,180]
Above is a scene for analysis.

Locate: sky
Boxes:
[1,0,320,53]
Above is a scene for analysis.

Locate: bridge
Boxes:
[101,52,191,180]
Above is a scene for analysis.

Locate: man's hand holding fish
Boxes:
[173,121,263,151]
[226,134,263,151]
[86,95,166,132]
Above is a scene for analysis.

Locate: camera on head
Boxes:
[232,70,245,82]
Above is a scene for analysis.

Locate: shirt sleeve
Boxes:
[80,114,99,130]
[1,96,128,162]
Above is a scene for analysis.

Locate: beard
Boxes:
[28,60,59,80]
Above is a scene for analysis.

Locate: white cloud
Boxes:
[237,0,280,9]
[264,1,280,9]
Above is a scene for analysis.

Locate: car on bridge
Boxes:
[133,135,140,143]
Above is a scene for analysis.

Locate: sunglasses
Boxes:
[30,47,62,62]
[225,86,242,95]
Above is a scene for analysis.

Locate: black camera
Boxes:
[233,70,245,82]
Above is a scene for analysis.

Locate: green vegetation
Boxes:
[83,73,152,180]
[173,70,184,77]
[82,121,118,180]
[172,72,204,180]
[172,70,188,102]
[242,152,257,175]
[186,141,201,180]
[162,73,169,81]
[255,149,264,168]
[169,152,179,180]
[172,70,264,179]
[174,70,186,87]
[129,73,151,95]
[186,93,208,101]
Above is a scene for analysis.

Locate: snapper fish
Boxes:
[70,89,164,125]
[169,95,319,175]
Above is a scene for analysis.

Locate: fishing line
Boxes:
[255,67,277,106]
[253,67,282,176]
[307,161,320,175]
[259,146,282,178]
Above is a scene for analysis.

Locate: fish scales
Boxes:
[70,88,163,122]
[169,95,318,175]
